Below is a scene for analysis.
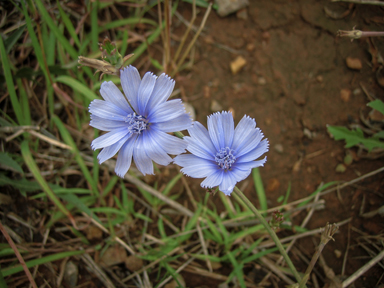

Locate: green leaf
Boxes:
[55,75,98,101]
[327,125,384,152]
[34,0,78,60]
[0,37,23,125]
[0,153,23,174]
[367,99,384,115]
[252,167,267,216]
[0,174,41,193]
[4,25,26,54]
[373,131,384,139]
[1,250,84,277]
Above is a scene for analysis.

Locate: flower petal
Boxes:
[236,139,269,163]
[219,172,237,195]
[200,170,223,188]
[89,99,127,121]
[91,127,130,150]
[100,81,133,113]
[141,130,172,166]
[90,115,126,131]
[97,136,129,164]
[234,157,267,170]
[235,128,264,157]
[232,115,257,152]
[151,113,192,133]
[185,136,215,160]
[145,73,175,114]
[208,112,233,151]
[187,121,217,153]
[174,154,218,178]
[220,111,234,147]
[115,135,137,177]
[121,65,141,112]
[133,135,154,175]
[150,129,188,155]
[137,72,156,115]
[148,99,186,123]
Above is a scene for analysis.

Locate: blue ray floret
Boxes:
[89,65,192,177]
[174,111,269,195]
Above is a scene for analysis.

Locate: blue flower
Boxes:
[89,65,192,177]
[174,111,268,195]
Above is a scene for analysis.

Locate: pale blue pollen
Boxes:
[125,113,148,134]
[215,147,236,170]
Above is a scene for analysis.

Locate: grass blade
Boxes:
[56,0,80,48]
[1,250,84,277]
[52,116,98,195]
[34,0,78,60]
[0,37,23,125]
[20,140,76,227]
[252,168,267,216]
[55,75,99,102]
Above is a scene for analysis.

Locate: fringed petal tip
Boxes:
[220,189,233,196]
[207,110,233,120]
[159,72,175,83]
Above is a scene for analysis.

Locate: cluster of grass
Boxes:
[1,1,383,288]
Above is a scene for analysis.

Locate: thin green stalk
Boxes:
[252,167,267,216]
[20,141,77,228]
[0,266,8,288]
[233,186,302,283]
[0,37,23,125]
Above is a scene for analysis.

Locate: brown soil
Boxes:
[173,0,384,287]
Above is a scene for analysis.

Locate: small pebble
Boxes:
[316,75,323,83]
[64,261,78,288]
[334,249,342,258]
[340,88,351,102]
[346,57,362,70]
[344,154,353,165]
[352,88,361,95]
[211,100,223,112]
[246,43,255,52]
[86,226,103,241]
[216,0,249,17]
[258,77,266,85]
[100,245,127,267]
[335,163,346,173]
[236,8,248,20]
[125,255,144,272]
[274,143,284,153]
[230,56,247,75]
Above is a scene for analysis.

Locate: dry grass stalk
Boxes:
[0,221,37,288]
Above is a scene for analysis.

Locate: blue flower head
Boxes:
[174,111,269,195]
[89,65,192,177]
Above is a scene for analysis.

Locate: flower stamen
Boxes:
[125,113,148,134]
[215,147,236,171]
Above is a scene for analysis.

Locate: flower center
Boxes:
[125,113,148,134]
[215,147,236,171]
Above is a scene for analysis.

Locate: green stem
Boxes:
[233,186,302,283]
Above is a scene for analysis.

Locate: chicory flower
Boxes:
[89,65,192,176]
[174,111,268,195]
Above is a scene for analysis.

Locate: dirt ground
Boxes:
[172,0,384,287]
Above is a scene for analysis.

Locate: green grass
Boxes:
[0,1,343,287]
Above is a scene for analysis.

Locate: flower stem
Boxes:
[298,223,338,288]
[233,186,302,283]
